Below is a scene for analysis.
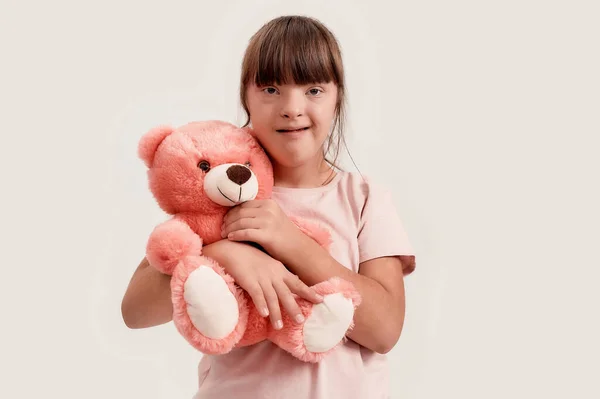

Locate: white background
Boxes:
[1,0,599,398]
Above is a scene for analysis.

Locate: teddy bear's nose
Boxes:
[226,165,252,185]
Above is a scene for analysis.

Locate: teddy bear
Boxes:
[138,120,361,362]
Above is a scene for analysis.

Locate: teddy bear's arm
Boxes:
[146,217,203,275]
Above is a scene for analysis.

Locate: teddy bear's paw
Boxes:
[302,293,355,353]
[183,266,240,339]
[146,219,203,275]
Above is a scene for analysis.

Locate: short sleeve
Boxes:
[357,180,416,275]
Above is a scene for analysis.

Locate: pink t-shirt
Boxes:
[193,171,416,399]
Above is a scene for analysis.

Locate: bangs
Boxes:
[242,17,342,87]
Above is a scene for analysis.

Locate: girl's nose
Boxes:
[282,109,303,118]
[280,93,305,118]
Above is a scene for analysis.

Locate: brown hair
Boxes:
[239,15,347,170]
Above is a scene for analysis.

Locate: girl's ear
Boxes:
[138,125,174,167]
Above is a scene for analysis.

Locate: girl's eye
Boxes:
[308,88,323,96]
[197,160,211,172]
[263,87,278,95]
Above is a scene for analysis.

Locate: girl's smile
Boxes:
[276,126,311,139]
[276,126,311,133]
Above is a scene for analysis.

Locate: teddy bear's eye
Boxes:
[197,160,211,172]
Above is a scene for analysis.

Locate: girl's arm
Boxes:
[121,239,323,330]
[280,233,409,354]
[121,256,172,329]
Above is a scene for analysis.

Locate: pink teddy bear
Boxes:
[138,120,361,362]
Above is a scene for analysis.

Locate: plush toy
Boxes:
[138,120,361,362]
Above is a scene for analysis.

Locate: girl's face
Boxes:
[245,82,338,169]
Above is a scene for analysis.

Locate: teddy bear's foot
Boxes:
[171,255,248,354]
[302,292,355,352]
[302,278,359,354]
[269,277,362,362]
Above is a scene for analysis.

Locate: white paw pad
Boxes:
[183,266,239,339]
[303,293,355,353]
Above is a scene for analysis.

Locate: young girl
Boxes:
[122,15,416,399]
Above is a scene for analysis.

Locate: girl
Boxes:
[121,15,416,399]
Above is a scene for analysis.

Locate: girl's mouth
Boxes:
[276,127,310,133]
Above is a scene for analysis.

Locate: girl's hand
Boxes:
[204,240,323,330]
[221,200,302,261]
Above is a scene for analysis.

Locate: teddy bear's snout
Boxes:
[226,165,252,186]
[203,163,259,206]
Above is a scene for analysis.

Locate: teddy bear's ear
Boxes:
[241,126,256,137]
[138,125,174,167]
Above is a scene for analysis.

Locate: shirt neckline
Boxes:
[271,171,344,195]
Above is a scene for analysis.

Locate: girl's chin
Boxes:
[270,151,324,168]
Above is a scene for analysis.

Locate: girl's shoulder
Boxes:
[336,170,392,199]
[333,171,403,225]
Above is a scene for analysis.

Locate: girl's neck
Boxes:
[272,158,335,189]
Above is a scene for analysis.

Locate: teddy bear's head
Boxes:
[138,120,273,215]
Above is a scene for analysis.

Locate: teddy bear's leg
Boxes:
[268,277,362,363]
[171,255,248,354]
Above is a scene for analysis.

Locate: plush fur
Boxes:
[139,120,361,362]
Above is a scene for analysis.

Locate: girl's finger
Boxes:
[223,207,260,226]
[286,274,324,304]
[221,218,262,238]
[261,281,283,330]
[274,281,304,324]
[227,229,262,243]
[239,200,266,209]
[244,283,270,318]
